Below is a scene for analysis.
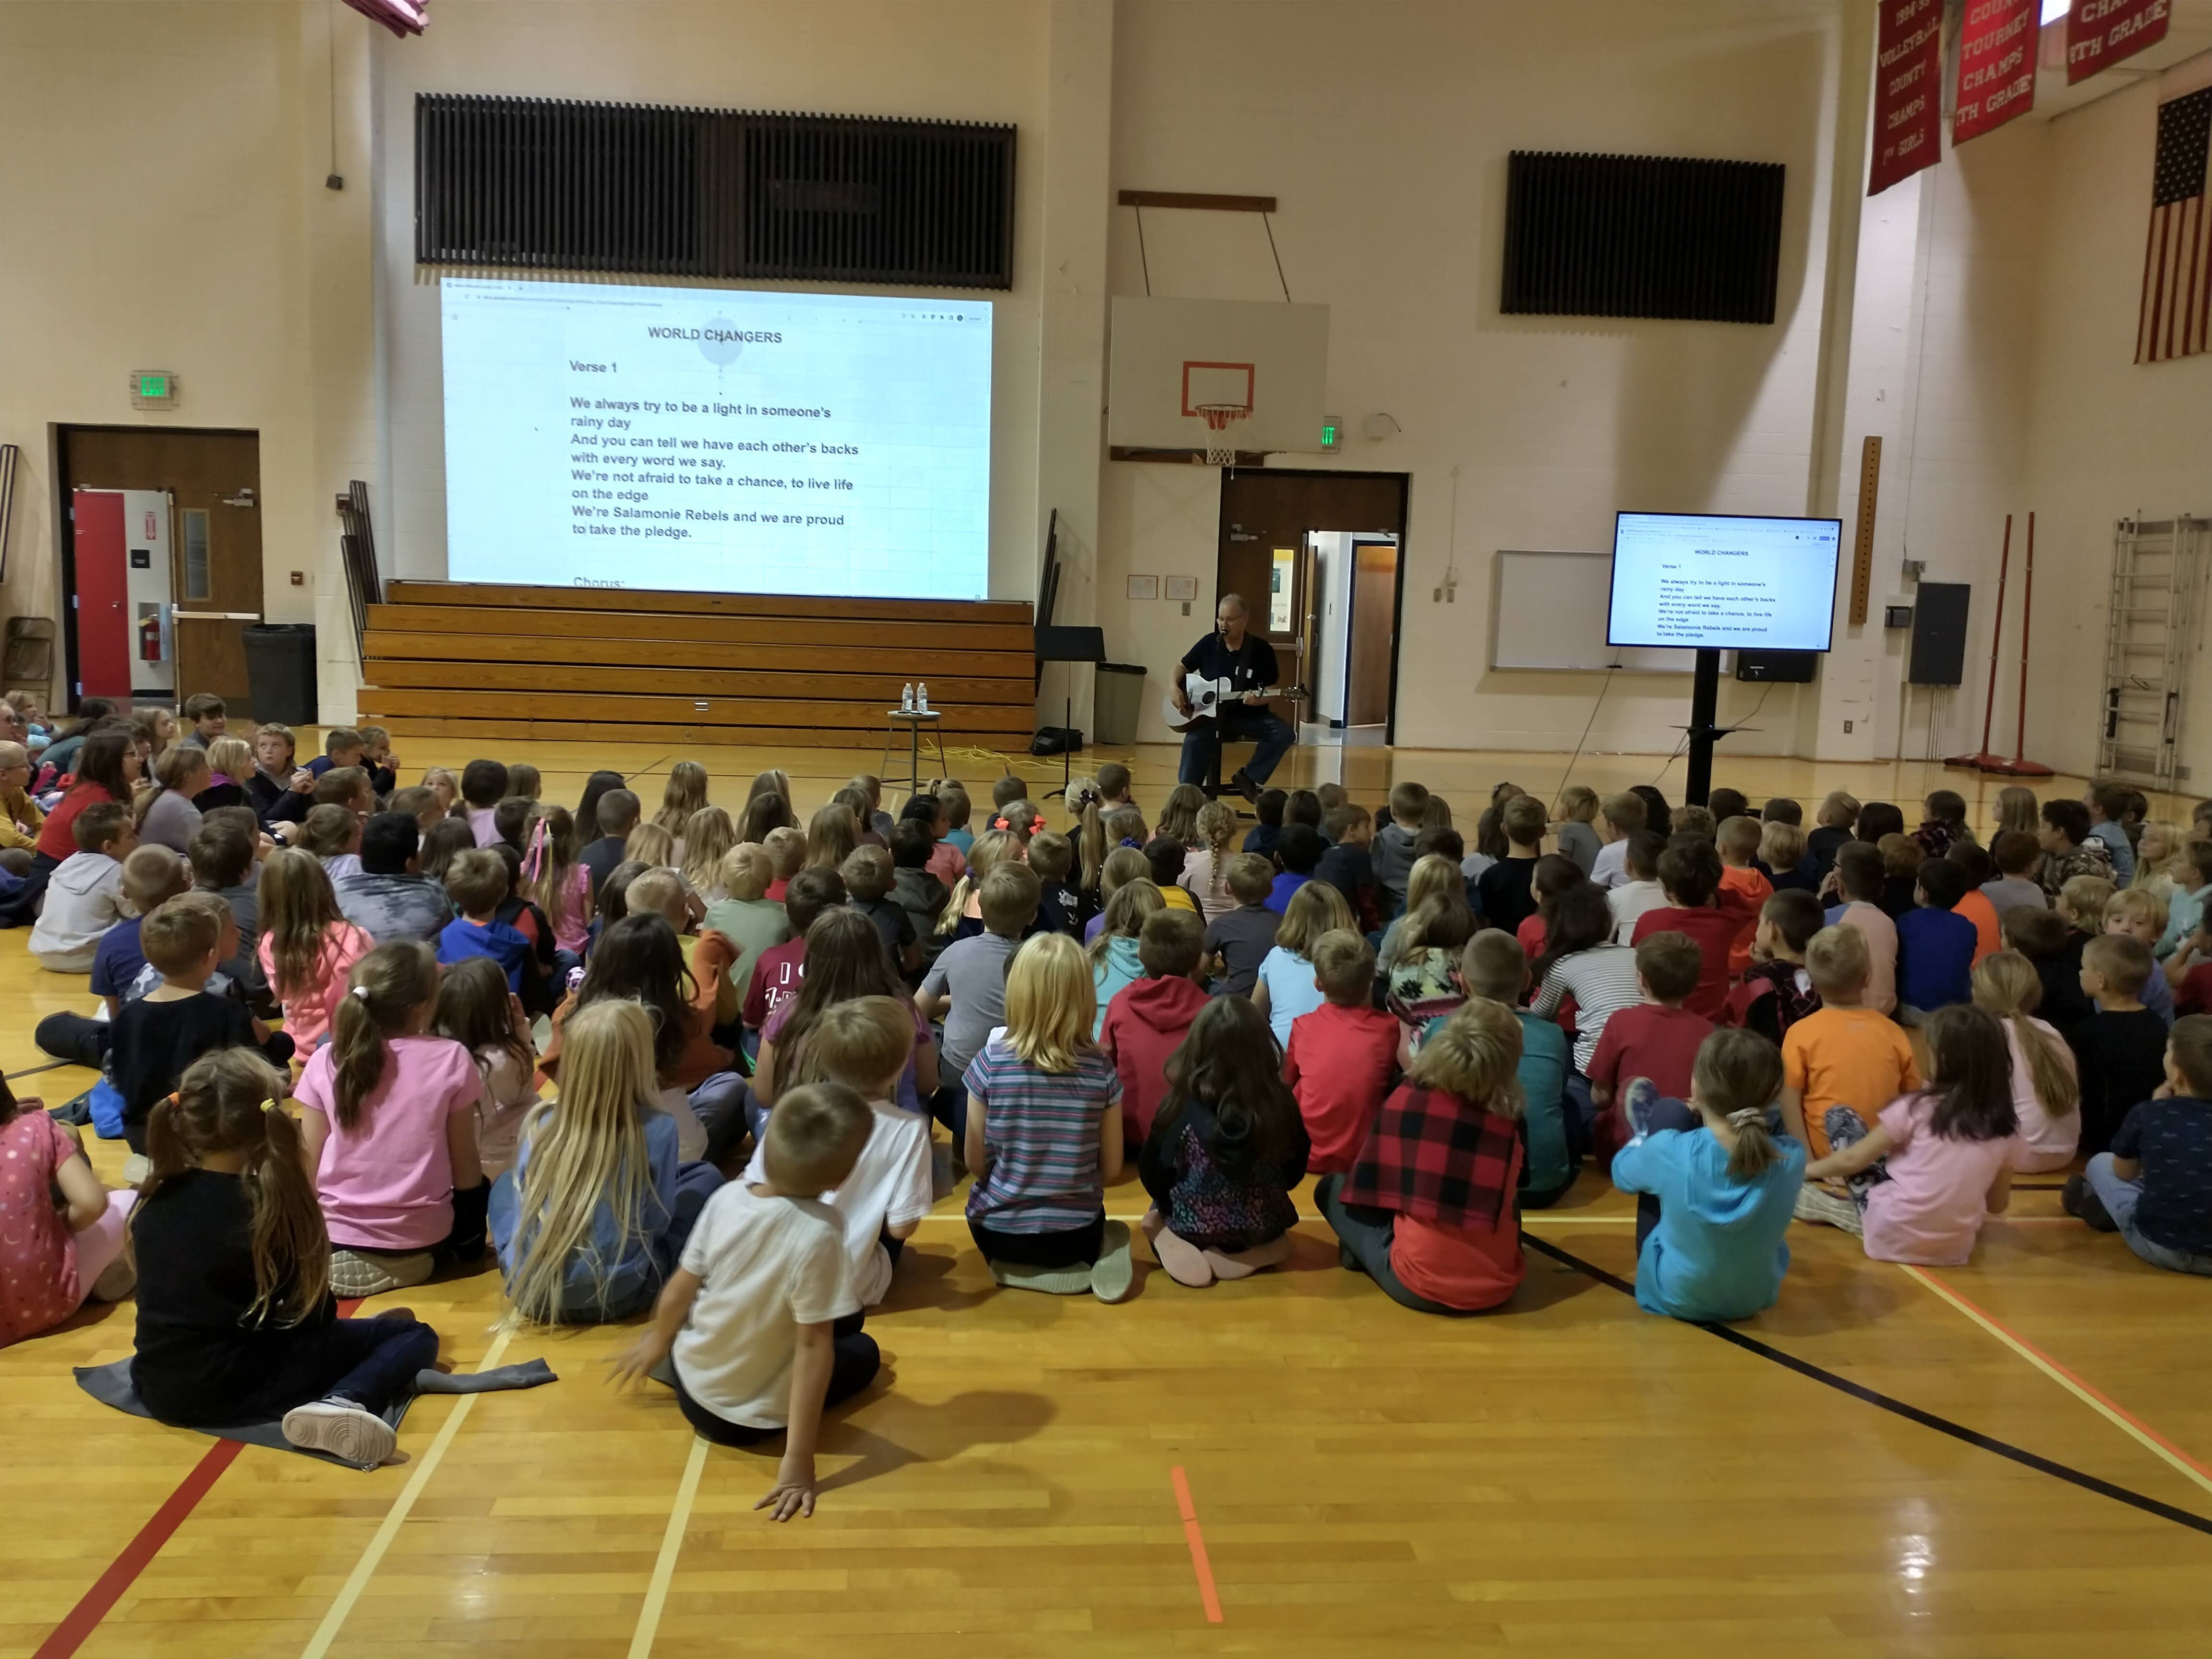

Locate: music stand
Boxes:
[1034,625,1106,802]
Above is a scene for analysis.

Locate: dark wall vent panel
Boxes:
[1502,151,1785,324]
[416,94,1016,290]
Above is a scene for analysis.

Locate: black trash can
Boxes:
[1094,662,1147,745]
[241,623,318,727]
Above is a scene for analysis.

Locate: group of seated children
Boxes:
[11,719,2212,1507]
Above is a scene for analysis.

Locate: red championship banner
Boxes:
[1871,0,1944,195]
[1954,0,2038,144]
[2068,0,2170,85]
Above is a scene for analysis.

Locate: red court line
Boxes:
[30,1298,367,1658]
[1913,1268,2212,1483]
[1169,1466,1224,1624]
[32,1438,242,1659]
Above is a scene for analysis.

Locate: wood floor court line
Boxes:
[1903,1264,2212,1497]
[626,1434,709,1659]
[1168,1467,1224,1624]
[1525,1234,2212,1538]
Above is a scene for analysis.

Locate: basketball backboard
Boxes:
[1107,296,1329,457]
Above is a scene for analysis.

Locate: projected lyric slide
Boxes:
[1606,512,1840,652]
[441,278,993,600]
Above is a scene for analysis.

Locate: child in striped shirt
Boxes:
[962,933,1134,1302]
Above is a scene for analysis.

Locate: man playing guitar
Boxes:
[1169,593,1295,801]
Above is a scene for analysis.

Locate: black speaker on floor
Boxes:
[1909,582,1972,686]
[1735,650,1815,683]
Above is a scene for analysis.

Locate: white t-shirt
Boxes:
[743,1099,932,1306]
[1608,878,1668,944]
[674,1184,856,1429]
[1590,839,1629,890]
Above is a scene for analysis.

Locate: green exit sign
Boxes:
[1320,416,1342,451]
[128,370,179,409]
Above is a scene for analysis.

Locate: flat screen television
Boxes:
[1606,511,1841,652]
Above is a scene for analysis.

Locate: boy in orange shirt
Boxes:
[1717,816,1773,980]
[1780,923,1921,1231]
[1946,842,2003,963]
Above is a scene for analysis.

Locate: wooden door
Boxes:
[1346,539,1398,726]
[1216,469,1407,729]
[64,428,263,714]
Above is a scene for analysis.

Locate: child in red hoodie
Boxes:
[1284,929,1401,1174]
[1098,909,1211,1153]
[1631,837,1757,1022]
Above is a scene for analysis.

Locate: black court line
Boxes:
[6,1059,68,1082]
[1522,1232,2212,1539]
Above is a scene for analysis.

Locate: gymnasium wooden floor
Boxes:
[9,737,2212,1659]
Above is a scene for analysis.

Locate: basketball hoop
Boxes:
[1194,403,1249,467]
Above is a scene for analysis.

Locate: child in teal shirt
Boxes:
[1430,931,1576,1208]
[1610,1028,1803,1322]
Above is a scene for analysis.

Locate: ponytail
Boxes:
[1690,1028,1786,1180]
[136,744,206,826]
[1973,950,2080,1120]
[332,940,440,1131]
[1073,782,1107,891]
[141,1050,329,1326]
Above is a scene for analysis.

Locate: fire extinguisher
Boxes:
[139,613,163,662]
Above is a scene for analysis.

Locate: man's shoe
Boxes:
[1228,768,1262,805]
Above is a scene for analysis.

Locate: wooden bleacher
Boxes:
[357,582,1036,748]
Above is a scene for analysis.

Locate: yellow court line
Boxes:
[298,1327,515,1659]
[627,1434,709,1659]
[1900,1264,2212,1501]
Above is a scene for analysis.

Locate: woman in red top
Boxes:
[1317,997,1527,1314]
[35,726,140,868]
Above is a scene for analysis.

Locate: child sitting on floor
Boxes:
[1317,997,1527,1316]
[2003,903,2095,1032]
[1611,1028,1804,1322]
[1586,930,1711,1160]
[0,1075,136,1348]
[1090,877,1164,1035]
[1182,800,1240,922]
[294,940,489,1297]
[1203,854,1281,998]
[256,848,374,1052]
[1631,837,1755,1022]
[1730,888,1825,1045]
[437,849,535,995]
[1824,843,1899,1016]
[2064,1013,2212,1275]
[1715,816,1773,979]
[1803,1005,2020,1263]
[1895,857,1979,1022]
[2105,888,2176,1025]
[962,933,1134,1301]
[1140,997,1310,1289]
[1456,928,1574,1208]
[1099,909,1211,1154]
[2069,932,2170,1158]
[493,998,724,1324]
[916,862,1040,1141]
[746,998,932,1309]
[433,954,541,1180]
[132,1048,441,1469]
[1782,924,1922,1229]
[1255,878,1355,1048]
[30,801,135,972]
[1971,950,2080,1174]
[1285,929,1400,1176]
[614,1082,881,1515]
[1590,791,1649,890]
[1607,831,1668,944]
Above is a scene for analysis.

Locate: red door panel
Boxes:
[73,490,132,701]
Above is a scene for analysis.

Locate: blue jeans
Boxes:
[2085,1153,2212,1276]
[1178,707,1294,789]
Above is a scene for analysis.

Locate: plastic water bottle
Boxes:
[901,683,914,713]
[916,682,930,714]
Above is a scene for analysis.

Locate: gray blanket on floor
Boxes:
[74,1357,557,1466]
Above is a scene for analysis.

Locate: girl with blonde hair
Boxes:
[136,743,210,853]
[961,932,1132,1300]
[1317,996,1528,1314]
[198,734,254,811]
[624,821,677,870]
[491,998,722,1323]
[1972,950,2080,1172]
[2129,819,2188,900]
[131,1047,441,1467]
[937,826,1021,938]
[1996,785,2041,838]
[652,760,709,840]
[1088,876,1164,1035]
[1254,878,1354,1046]
[1180,800,1240,922]
[681,805,736,902]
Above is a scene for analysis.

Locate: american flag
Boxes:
[2138,86,2212,363]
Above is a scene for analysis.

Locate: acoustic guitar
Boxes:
[1160,672,1306,735]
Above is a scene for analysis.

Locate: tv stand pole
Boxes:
[1683,648,1723,808]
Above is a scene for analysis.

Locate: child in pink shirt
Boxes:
[256,848,374,1049]
[0,1080,136,1346]
[294,939,488,1297]
[1802,1004,2020,1264]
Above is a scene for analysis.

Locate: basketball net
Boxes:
[1194,403,1249,467]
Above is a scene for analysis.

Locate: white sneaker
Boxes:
[282,1398,397,1469]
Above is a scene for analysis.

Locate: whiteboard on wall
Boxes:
[1488,549,1695,674]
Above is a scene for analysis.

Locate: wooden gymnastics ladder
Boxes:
[2095,515,2209,793]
